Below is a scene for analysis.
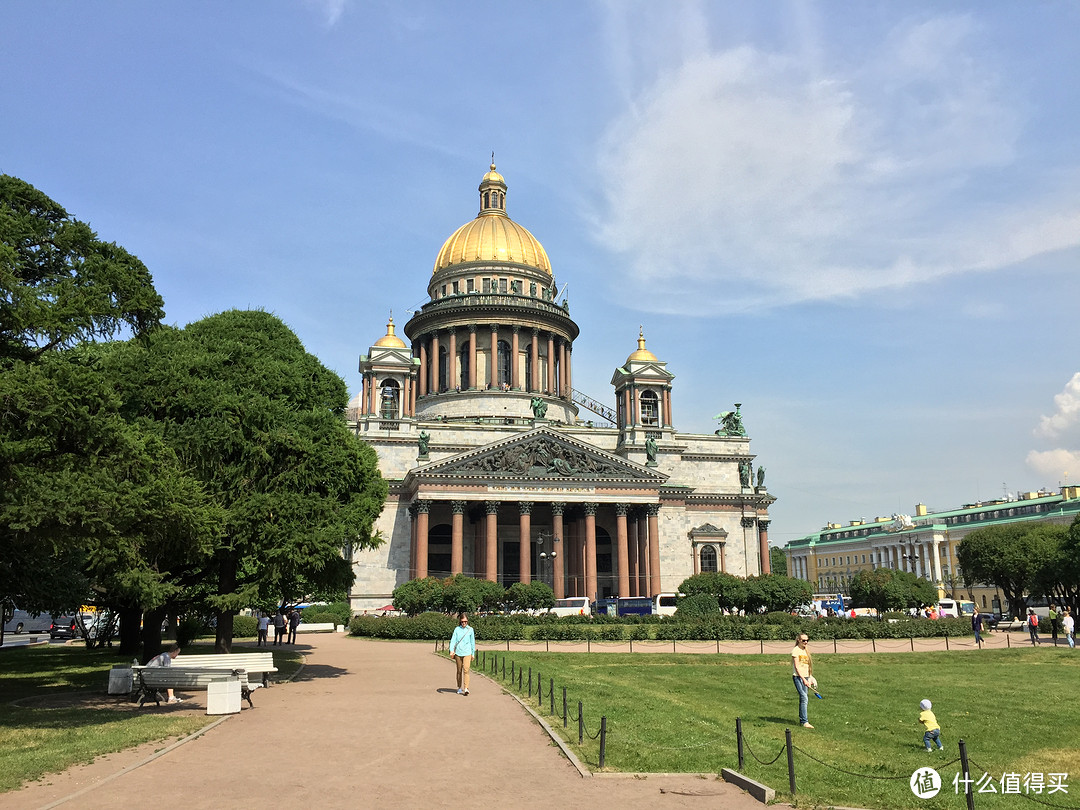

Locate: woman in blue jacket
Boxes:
[450,613,476,696]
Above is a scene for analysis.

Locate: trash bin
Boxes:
[108,665,133,695]
[206,676,241,715]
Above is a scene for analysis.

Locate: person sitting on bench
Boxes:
[146,643,182,703]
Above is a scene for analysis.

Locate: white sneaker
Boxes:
[463,689,469,696]
[457,688,463,695]
[167,697,182,704]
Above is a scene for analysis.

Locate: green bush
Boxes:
[303,611,340,625]
[674,593,721,619]
[232,615,258,638]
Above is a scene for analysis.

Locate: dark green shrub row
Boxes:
[303,611,340,625]
[232,615,258,638]
[349,613,972,641]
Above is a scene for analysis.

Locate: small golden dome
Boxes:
[433,163,552,275]
[373,315,407,348]
[627,328,657,363]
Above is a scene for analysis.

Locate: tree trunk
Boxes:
[214,552,238,653]
[141,606,166,663]
[118,606,142,657]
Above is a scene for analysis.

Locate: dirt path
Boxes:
[8,635,776,810]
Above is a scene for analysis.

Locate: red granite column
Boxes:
[584,503,598,602]
[558,340,566,397]
[368,372,377,415]
[429,332,439,393]
[566,343,573,397]
[552,502,565,600]
[628,513,639,597]
[448,328,457,391]
[489,324,498,388]
[474,510,484,579]
[758,519,771,575]
[636,511,649,596]
[485,501,499,582]
[615,504,630,598]
[415,501,430,580]
[468,326,477,390]
[511,327,520,390]
[633,385,641,426]
[664,387,673,428]
[647,504,661,597]
[518,502,532,583]
[451,500,465,575]
[409,503,417,580]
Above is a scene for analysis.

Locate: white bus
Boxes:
[550,597,591,617]
[652,593,679,616]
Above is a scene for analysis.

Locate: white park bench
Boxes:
[178,652,278,687]
[131,665,259,708]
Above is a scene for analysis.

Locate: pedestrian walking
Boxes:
[449,612,476,696]
[1063,608,1075,650]
[273,611,286,646]
[1049,605,1059,645]
[790,633,815,729]
[287,608,300,644]
[1027,608,1041,646]
[257,612,270,647]
[971,605,985,647]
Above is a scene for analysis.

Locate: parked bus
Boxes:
[936,599,975,618]
[652,593,679,616]
[615,597,653,617]
[550,597,591,617]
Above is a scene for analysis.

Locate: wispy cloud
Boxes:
[305,0,350,27]
[593,11,1080,314]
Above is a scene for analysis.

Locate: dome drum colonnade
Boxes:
[350,162,774,609]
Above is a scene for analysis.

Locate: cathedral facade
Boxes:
[348,164,774,611]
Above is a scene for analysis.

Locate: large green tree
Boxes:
[119,310,387,651]
[848,568,937,616]
[957,523,1061,618]
[740,573,813,614]
[0,174,163,366]
[677,572,748,613]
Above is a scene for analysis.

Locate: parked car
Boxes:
[49,615,82,639]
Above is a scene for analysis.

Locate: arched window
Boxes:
[379,379,400,419]
[497,340,511,388]
[641,390,659,426]
[700,545,718,573]
[438,346,449,393]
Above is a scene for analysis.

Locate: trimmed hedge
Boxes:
[232,615,258,638]
[348,613,973,642]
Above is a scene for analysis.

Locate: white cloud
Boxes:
[593,12,1080,314]
[1026,448,1080,482]
[1035,372,1080,440]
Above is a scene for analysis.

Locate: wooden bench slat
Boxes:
[131,666,258,709]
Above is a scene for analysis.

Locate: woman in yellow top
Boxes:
[790,634,814,728]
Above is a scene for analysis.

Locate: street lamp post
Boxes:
[537,531,560,590]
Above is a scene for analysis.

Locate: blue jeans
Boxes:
[1068,631,1075,649]
[924,729,943,750]
[793,676,809,725]
[1029,625,1040,645]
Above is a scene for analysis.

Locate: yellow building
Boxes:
[784,487,1080,615]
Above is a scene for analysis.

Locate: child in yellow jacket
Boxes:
[919,699,944,752]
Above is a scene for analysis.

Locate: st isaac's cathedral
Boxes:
[348,163,774,612]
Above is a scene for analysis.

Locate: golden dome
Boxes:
[373,315,407,348]
[433,162,552,275]
[627,328,657,363]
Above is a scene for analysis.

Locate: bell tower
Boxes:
[610,328,675,447]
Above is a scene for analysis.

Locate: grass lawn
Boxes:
[0,641,303,794]
[478,647,1080,810]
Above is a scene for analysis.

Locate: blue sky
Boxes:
[4,1,1079,547]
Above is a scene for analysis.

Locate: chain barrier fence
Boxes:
[734,719,1079,810]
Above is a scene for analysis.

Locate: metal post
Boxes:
[760,640,764,654]
[578,700,584,744]
[945,635,949,651]
[563,686,568,727]
[529,666,533,698]
[833,638,837,653]
[518,667,522,690]
[550,678,554,715]
[959,739,975,810]
[786,728,796,795]
[911,637,914,652]
[537,672,542,705]
[511,660,515,681]
[502,658,505,679]
[599,716,607,768]
[736,717,744,770]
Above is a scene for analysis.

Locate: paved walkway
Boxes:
[9,635,775,810]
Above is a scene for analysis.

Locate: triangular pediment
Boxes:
[414,427,668,483]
